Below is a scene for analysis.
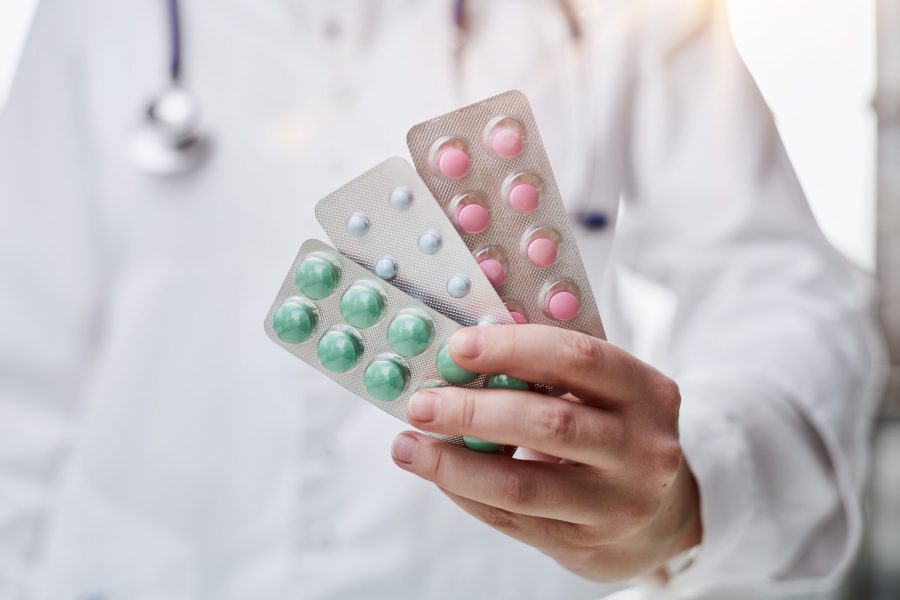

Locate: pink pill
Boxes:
[510,311,529,324]
[508,183,540,213]
[490,127,524,159]
[527,237,558,267]
[457,203,490,234]
[436,148,470,179]
[479,258,506,287]
[547,291,580,321]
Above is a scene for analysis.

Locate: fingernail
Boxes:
[450,328,483,359]
[391,433,418,464]
[409,391,439,422]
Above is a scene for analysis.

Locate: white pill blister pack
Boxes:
[406,90,606,339]
[264,239,516,451]
[314,157,514,328]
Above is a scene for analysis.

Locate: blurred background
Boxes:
[0,1,897,598]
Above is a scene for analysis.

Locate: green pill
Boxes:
[387,313,434,357]
[272,300,316,344]
[486,374,529,391]
[316,330,361,372]
[436,345,478,385]
[340,284,385,329]
[364,358,408,402]
[295,255,339,300]
[463,436,500,453]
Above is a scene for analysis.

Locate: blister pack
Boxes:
[264,239,519,452]
[314,157,513,328]
[406,90,606,338]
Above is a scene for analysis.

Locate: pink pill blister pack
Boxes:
[314,157,514,329]
[406,90,606,338]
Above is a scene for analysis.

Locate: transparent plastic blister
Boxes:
[407,90,606,339]
[314,157,514,328]
[264,239,514,450]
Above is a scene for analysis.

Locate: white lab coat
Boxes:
[0,0,884,599]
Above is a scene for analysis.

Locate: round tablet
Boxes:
[436,147,470,179]
[418,230,442,255]
[479,258,506,287]
[487,374,529,390]
[339,284,385,329]
[273,300,316,344]
[387,313,434,357]
[390,186,413,210]
[526,237,558,267]
[346,212,369,237]
[490,127,524,159]
[547,290,580,321]
[295,256,339,300]
[436,345,478,385]
[456,203,489,234]
[463,436,500,453]
[509,310,529,324]
[316,330,361,373]
[446,275,471,299]
[508,183,540,213]
[375,257,398,280]
[364,359,408,402]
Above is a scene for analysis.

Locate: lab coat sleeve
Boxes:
[612,0,884,590]
[0,0,102,595]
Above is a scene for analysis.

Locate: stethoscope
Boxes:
[128,0,607,230]
[129,0,209,176]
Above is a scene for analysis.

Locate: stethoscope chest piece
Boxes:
[130,85,210,176]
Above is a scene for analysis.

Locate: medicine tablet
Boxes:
[387,313,434,357]
[436,345,478,385]
[375,257,398,280]
[339,284,385,329]
[346,212,369,237]
[316,330,362,373]
[273,300,317,344]
[364,358,408,402]
[446,275,471,298]
[390,186,413,210]
[479,258,506,287]
[508,183,540,213]
[295,255,340,300]
[436,147,470,179]
[490,127,524,159]
[462,436,500,453]
[509,311,529,324]
[546,290,580,321]
[456,203,489,234]
[486,374,529,390]
[418,230,442,255]
[526,237,558,267]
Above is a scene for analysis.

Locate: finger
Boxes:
[438,488,595,556]
[391,431,601,524]
[405,386,624,466]
[447,325,666,407]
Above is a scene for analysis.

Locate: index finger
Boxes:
[447,325,660,407]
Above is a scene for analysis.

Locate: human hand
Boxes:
[390,325,702,581]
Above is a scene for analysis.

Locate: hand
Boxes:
[390,325,702,581]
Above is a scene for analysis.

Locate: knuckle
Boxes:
[535,405,578,445]
[427,444,450,485]
[653,440,684,478]
[567,333,604,371]
[498,471,536,509]
[656,378,682,415]
[459,388,478,431]
[478,505,519,531]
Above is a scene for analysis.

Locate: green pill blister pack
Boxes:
[264,239,511,450]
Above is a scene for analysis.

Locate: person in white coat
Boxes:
[0,0,884,598]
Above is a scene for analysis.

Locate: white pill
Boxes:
[418,230,442,255]
[346,212,369,237]
[477,316,497,326]
[446,275,471,298]
[390,186,413,210]
[375,257,398,280]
